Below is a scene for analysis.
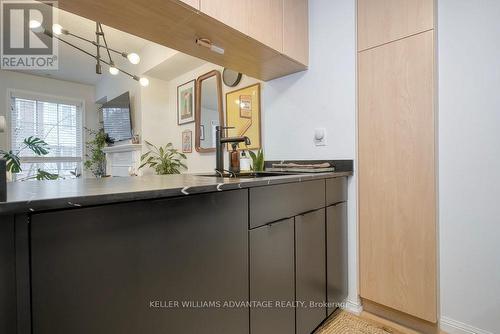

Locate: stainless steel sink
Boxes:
[199,172,299,179]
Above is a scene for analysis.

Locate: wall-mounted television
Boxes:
[102,92,132,142]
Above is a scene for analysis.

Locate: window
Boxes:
[10,91,83,180]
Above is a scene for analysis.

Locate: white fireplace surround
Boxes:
[102,143,142,177]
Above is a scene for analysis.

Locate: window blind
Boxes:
[10,92,83,179]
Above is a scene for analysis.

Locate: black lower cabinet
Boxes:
[250,218,295,334]
[326,203,348,316]
[0,215,16,334]
[295,209,327,334]
[30,190,249,334]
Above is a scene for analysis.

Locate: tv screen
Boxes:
[102,92,132,142]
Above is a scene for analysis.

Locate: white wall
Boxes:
[0,69,99,153]
[438,1,500,333]
[264,0,359,310]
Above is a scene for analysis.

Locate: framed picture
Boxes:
[226,83,261,150]
[182,130,192,153]
[239,95,252,119]
[177,80,195,125]
[200,125,205,141]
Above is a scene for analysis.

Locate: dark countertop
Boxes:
[0,171,352,215]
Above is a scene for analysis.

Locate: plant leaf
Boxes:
[249,150,257,161]
[35,169,59,180]
[140,151,151,161]
[23,136,50,156]
[3,151,21,173]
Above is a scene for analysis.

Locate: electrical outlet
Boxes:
[314,128,327,146]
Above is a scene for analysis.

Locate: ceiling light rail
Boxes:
[33,21,149,86]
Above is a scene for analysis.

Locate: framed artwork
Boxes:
[177,80,195,125]
[182,130,192,153]
[226,83,261,150]
[239,95,252,118]
[200,125,205,141]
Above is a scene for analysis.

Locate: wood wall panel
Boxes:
[283,0,309,65]
[357,0,434,51]
[358,30,436,322]
[179,0,199,10]
[200,0,284,52]
[200,0,247,36]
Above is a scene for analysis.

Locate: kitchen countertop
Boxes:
[0,171,352,215]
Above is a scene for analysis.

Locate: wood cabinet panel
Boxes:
[358,31,436,322]
[295,209,326,334]
[200,0,247,35]
[200,0,283,52]
[283,0,308,65]
[357,0,434,51]
[250,218,295,334]
[248,0,283,52]
[57,0,307,81]
[178,0,199,10]
[30,191,249,334]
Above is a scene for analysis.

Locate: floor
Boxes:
[316,311,403,334]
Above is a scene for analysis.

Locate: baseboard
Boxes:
[362,299,439,334]
[342,298,363,315]
[440,317,493,334]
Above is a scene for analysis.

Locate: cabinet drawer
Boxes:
[326,177,347,206]
[249,180,325,228]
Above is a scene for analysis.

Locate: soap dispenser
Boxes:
[229,143,240,174]
[240,150,251,172]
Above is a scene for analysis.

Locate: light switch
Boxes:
[314,128,327,146]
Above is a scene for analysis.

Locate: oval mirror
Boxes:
[222,68,242,87]
[195,70,224,152]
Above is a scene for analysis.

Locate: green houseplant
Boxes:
[83,128,107,177]
[249,149,265,172]
[0,136,59,181]
[139,141,187,175]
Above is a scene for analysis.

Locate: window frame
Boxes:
[6,89,86,176]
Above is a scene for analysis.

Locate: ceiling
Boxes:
[145,52,205,82]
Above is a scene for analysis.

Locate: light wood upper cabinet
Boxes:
[283,0,309,65]
[56,0,307,80]
[179,0,200,10]
[200,0,283,53]
[200,0,308,65]
[247,0,283,53]
[200,1,247,37]
[357,0,434,51]
[358,31,436,322]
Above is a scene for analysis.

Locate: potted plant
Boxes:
[139,141,187,175]
[83,128,107,177]
[249,149,265,172]
[0,136,59,181]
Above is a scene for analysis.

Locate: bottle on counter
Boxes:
[240,150,251,172]
[229,143,240,174]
